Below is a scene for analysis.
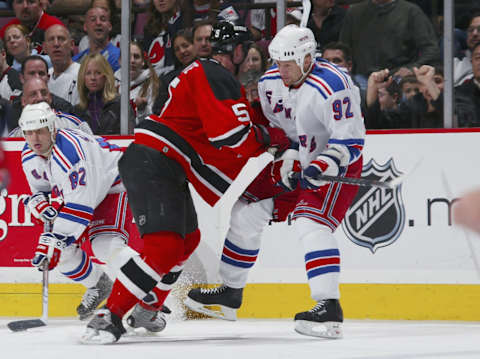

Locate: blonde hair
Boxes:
[4,23,31,49]
[131,41,159,100]
[77,53,117,110]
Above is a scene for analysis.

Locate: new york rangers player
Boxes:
[186,24,366,339]
[19,102,168,330]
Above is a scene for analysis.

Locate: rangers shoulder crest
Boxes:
[342,158,405,253]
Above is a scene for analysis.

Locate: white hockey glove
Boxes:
[25,192,58,224]
[270,149,302,191]
[301,144,350,190]
[31,232,68,271]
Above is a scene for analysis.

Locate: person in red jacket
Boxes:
[0,0,64,54]
[80,21,290,345]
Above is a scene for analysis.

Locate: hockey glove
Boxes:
[301,156,340,190]
[32,232,68,271]
[271,149,302,191]
[301,144,351,190]
[253,125,290,154]
[25,192,58,224]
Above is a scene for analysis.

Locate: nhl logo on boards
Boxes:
[342,158,405,253]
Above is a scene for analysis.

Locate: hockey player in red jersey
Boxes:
[81,22,290,344]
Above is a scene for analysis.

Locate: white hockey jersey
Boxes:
[48,62,81,106]
[258,59,366,168]
[9,110,92,137]
[21,129,124,241]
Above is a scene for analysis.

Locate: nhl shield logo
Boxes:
[342,158,405,253]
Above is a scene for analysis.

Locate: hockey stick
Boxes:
[304,158,423,189]
[299,0,311,28]
[7,222,51,332]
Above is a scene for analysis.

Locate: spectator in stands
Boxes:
[39,0,52,11]
[399,75,419,102]
[73,6,120,72]
[454,12,480,86]
[183,0,219,25]
[237,42,267,80]
[0,0,64,54]
[152,29,196,114]
[308,0,346,48]
[0,38,22,101]
[408,65,444,128]
[8,77,91,136]
[74,53,133,135]
[4,24,51,71]
[192,20,212,59]
[321,41,352,73]
[172,29,196,69]
[143,0,185,76]
[115,41,159,124]
[78,0,121,53]
[7,55,73,132]
[339,0,440,90]
[365,68,405,129]
[455,41,480,127]
[44,25,80,106]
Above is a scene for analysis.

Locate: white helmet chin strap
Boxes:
[291,56,314,87]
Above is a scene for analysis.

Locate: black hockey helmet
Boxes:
[210,21,252,56]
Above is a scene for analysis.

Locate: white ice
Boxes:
[1,317,479,359]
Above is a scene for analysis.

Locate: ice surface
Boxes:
[1,317,479,359]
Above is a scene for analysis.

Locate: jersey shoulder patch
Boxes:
[307,61,351,97]
[51,130,87,172]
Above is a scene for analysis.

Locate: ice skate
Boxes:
[77,273,113,320]
[185,285,243,321]
[294,299,343,339]
[126,303,170,333]
[80,307,126,344]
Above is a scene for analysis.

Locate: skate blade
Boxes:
[80,327,118,345]
[184,297,237,321]
[294,320,343,339]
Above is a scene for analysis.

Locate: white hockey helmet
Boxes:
[19,102,56,133]
[268,24,316,68]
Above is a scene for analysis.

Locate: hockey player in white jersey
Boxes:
[186,24,366,339]
[19,102,170,330]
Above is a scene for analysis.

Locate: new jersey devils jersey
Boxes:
[258,59,365,168]
[134,59,265,206]
[21,129,124,240]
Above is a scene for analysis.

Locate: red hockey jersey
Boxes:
[134,59,265,206]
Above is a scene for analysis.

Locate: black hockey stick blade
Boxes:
[314,158,423,189]
[7,319,47,332]
[314,174,398,189]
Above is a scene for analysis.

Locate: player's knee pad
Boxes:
[142,231,185,276]
[57,244,82,267]
[91,235,128,265]
[107,244,140,276]
[228,199,273,243]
